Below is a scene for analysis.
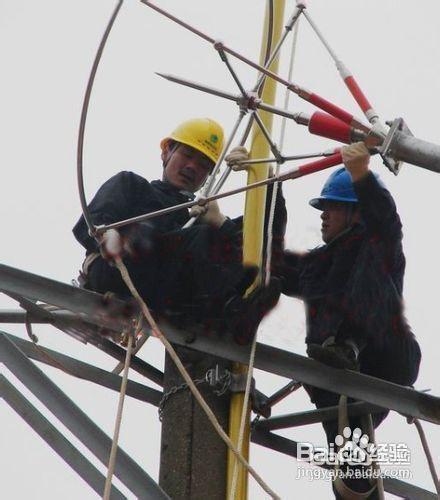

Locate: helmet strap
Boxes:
[162,140,180,169]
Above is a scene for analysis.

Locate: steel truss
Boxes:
[2,1,439,498]
[1,263,439,498]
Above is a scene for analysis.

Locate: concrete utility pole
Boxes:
[159,346,231,499]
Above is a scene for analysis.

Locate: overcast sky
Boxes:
[1,1,439,498]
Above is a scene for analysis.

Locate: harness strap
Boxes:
[334,395,377,500]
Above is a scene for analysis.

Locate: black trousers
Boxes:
[306,333,421,499]
[85,224,244,319]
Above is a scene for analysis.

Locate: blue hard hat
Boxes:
[309,167,358,210]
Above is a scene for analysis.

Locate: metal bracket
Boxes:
[237,92,261,112]
[380,117,413,175]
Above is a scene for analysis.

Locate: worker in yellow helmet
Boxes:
[73,118,284,336]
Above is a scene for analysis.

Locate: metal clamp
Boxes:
[380,117,412,175]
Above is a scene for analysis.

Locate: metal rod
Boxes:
[211,5,301,196]
[95,153,343,232]
[256,401,384,431]
[157,73,302,122]
[302,9,379,124]
[182,110,246,229]
[0,333,169,499]
[253,111,283,161]
[216,46,247,97]
[142,0,370,132]
[264,380,302,408]
[279,14,301,152]
[77,0,124,239]
[233,152,339,167]
[253,5,303,93]
[0,375,126,500]
[3,332,161,406]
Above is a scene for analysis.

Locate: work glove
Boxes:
[341,141,370,182]
[100,229,123,260]
[189,200,227,228]
[100,224,155,262]
[225,146,249,171]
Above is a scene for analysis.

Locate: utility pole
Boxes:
[159,346,231,499]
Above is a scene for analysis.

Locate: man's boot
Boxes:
[307,337,361,370]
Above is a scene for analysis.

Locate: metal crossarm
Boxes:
[1,261,439,423]
[0,263,132,332]
[255,401,385,431]
[0,307,163,387]
[3,332,162,406]
[0,333,169,500]
[0,375,126,500]
[251,429,438,500]
[157,319,440,425]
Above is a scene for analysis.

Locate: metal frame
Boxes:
[1,264,439,424]
[0,332,169,500]
[2,332,162,406]
[0,375,126,500]
[1,263,439,497]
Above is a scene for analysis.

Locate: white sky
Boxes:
[1,0,439,498]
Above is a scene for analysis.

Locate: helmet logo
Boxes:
[210,134,219,144]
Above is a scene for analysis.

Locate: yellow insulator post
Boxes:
[226,1,286,499]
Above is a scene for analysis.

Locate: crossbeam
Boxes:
[255,401,385,431]
[157,319,440,424]
[3,332,161,407]
[0,375,126,500]
[1,265,439,423]
[0,333,169,499]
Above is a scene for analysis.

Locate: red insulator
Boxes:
[308,111,352,144]
[344,76,372,114]
[308,93,354,126]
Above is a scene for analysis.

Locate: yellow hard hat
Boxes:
[160,118,224,164]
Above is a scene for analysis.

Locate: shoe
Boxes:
[225,277,282,345]
[307,340,359,370]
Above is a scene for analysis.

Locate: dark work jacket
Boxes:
[281,172,408,348]
[74,171,241,254]
[73,170,286,255]
[73,171,286,308]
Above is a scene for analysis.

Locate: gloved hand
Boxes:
[190,200,226,228]
[100,229,123,260]
[100,224,155,262]
[341,141,370,182]
[189,203,208,219]
[225,146,249,171]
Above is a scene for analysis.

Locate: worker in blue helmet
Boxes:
[277,142,421,499]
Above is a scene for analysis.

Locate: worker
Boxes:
[277,142,421,499]
[73,118,284,341]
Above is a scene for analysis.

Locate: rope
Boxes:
[113,256,280,500]
[103,329,134,500]
[364,414,384,500]
[411,418,440,496]
[278,17,300,153]
[112,313,146,374]
[230,16,301,500]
